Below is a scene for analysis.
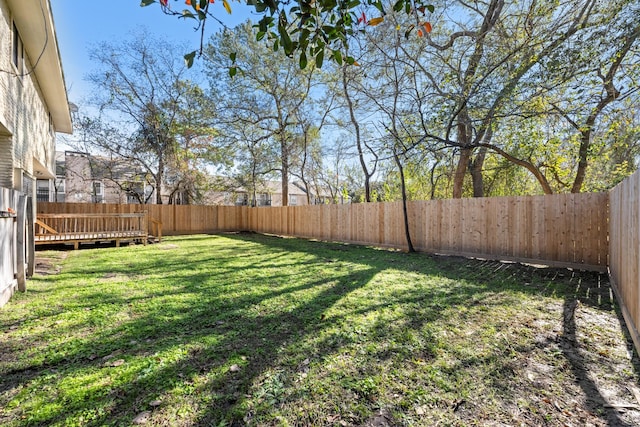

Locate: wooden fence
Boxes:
[609,171,640,353]
[35,187,640,357]
[39,192,609,271]
[246,194,609,271]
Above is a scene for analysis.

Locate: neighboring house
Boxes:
[50,152,347,207]
[206,178,344,207]
[0,0,72,306]
[290,181,341,206]
[47,151,153,204]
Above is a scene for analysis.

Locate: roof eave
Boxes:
[8,0,72,134]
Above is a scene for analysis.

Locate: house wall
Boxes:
[205,189,312,207]
[63,153,93,203]
[63,152,141,204]
[270,192,305,207]
[0,0,57,191]
[0,188,18,307]
[103,181,131,204]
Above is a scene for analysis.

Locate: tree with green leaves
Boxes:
[205,22,321,206]
[464,0,640,195]
[141,0,434,69]
[165,82,227,204]
[80,31,220,204]
[549,7,639,193]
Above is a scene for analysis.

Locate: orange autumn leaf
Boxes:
[185,0,191,4]
[368,17,384,26]
[417,29,424,37]
[422,22,432,33]
[223,0,232,13]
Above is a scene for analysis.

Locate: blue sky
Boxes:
[51,1,253,105]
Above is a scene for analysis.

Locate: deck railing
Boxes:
[35,212,153,249]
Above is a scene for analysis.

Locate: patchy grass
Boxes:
[1,233,639,426]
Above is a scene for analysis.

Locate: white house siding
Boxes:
[0,188,17,307]
[0,0,57,192]
[0,0,9,132]
[0,0,69,307]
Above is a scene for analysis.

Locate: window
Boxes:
[22,173,34,197]
[290,195,297,206]
[54,178,65,202]
[55,179,65,193]
[235,193,248,206]
[12,22,23,74]
[36,180,50,202]
[56,160,65,177]
[92,181,104,203]
[125,182,144,204]
[257,193,271,206]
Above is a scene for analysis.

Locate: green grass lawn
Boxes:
[1,233,638,426]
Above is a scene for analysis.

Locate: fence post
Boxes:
[142,211,148,246]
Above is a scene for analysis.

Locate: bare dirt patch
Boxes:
[34,251,68,276]
[157,244,179,250]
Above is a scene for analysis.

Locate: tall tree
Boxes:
[337,53,380,202]
[166,82,225,204]
[553,9,640,193]
[470,0,640,194]
[83,31,216,204]
[204,23,320,206]
[381,0,602,197]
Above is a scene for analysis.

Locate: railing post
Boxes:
[142,211,147,246]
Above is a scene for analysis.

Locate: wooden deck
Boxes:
[35,212,161,249]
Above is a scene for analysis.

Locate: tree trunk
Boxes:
[470,147,487,197]
[453,109,474,199]
[342,66,373,202]
[570,131,591,193]
[281,138,289,206]
[155,174,163,204]
[452,147,472,198]
[394,150,415,253]
[364,175,371,203]
[303,179,311,205]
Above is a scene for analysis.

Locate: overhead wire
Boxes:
[0,0,50,78]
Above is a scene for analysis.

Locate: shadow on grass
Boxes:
[561,299,634,427]
[1,233,638,426]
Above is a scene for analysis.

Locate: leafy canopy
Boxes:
[141,0,433,68]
